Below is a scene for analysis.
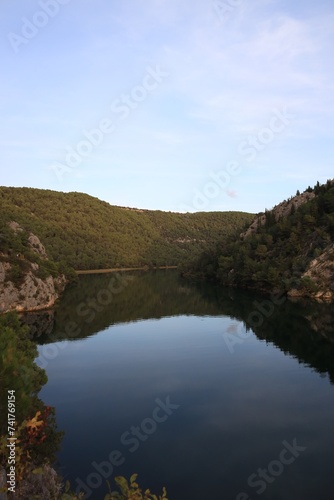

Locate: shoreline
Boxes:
[0,267,178,315]
[75,265,178,275]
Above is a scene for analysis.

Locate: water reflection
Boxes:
[30,270,334,383]
[28,270,334,500]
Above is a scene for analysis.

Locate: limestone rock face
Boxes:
[0,225,66,314]
[0,268,66,313]
[28,233,48,259]
[241,191,315,239]
[287,244,334,301]
[302,243,334,301]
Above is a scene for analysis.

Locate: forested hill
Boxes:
[0,187,253,270]
[182,180,334,301]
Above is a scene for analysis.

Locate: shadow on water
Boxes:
[22,269,334,384]
[16,269,334,500]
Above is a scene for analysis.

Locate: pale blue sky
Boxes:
[1,0,333,213]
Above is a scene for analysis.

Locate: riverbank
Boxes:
[75,265,178,275]
[0,266,178,315]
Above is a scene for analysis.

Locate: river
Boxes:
[32,269,334,499]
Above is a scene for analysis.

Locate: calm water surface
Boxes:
[34,270,334,500]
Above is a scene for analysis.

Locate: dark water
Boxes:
[35,270,334,500]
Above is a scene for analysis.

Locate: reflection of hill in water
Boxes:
[28,270,334,383]
[36,270,233,341]
[251,299,334,383]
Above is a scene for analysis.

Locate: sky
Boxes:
[1,0,334,213]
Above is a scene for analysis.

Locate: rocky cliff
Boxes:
[288,242,334,301]
[241,190,316,239]
[0,223,66,314]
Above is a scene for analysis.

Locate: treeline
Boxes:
[0,187,253,271]
[182,180,334,295]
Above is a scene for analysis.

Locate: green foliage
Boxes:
[105,474,168,500]
[60,479,85,499]
[183,180,334,295]
[0,312,47,429]
[0,312,64,499]
[0,214,67,283]
[5,262,24,286]
[298,276,318,293]
[0,187,253,270]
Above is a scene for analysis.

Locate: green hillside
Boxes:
[0,187,253,271]
[182,179,334,298]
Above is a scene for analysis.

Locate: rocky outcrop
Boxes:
[0,224,66,314]
[0,269,66,313]
[286,244,334,301]
[27,233,48,259]
[303,243,334,300]
[0,464,64,500]
[237,183,334,302]
[241,191,315,239]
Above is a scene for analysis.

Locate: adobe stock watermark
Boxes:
[223,291,286,354]
[179,161,241,212]
[49,65,169,181]
[212,0,243,24]
[7,0,71,54]
[179,107,294,212]
[237,108,295,162]
[75,396,180,498]
[36,272,134,370]
[236,438,306,499]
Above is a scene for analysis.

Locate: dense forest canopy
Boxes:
[0,187,253,272]
[182,180,334,296]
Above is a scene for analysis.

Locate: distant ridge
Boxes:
[0,187,253,271]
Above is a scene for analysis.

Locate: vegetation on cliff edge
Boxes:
[181,180,334,297]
